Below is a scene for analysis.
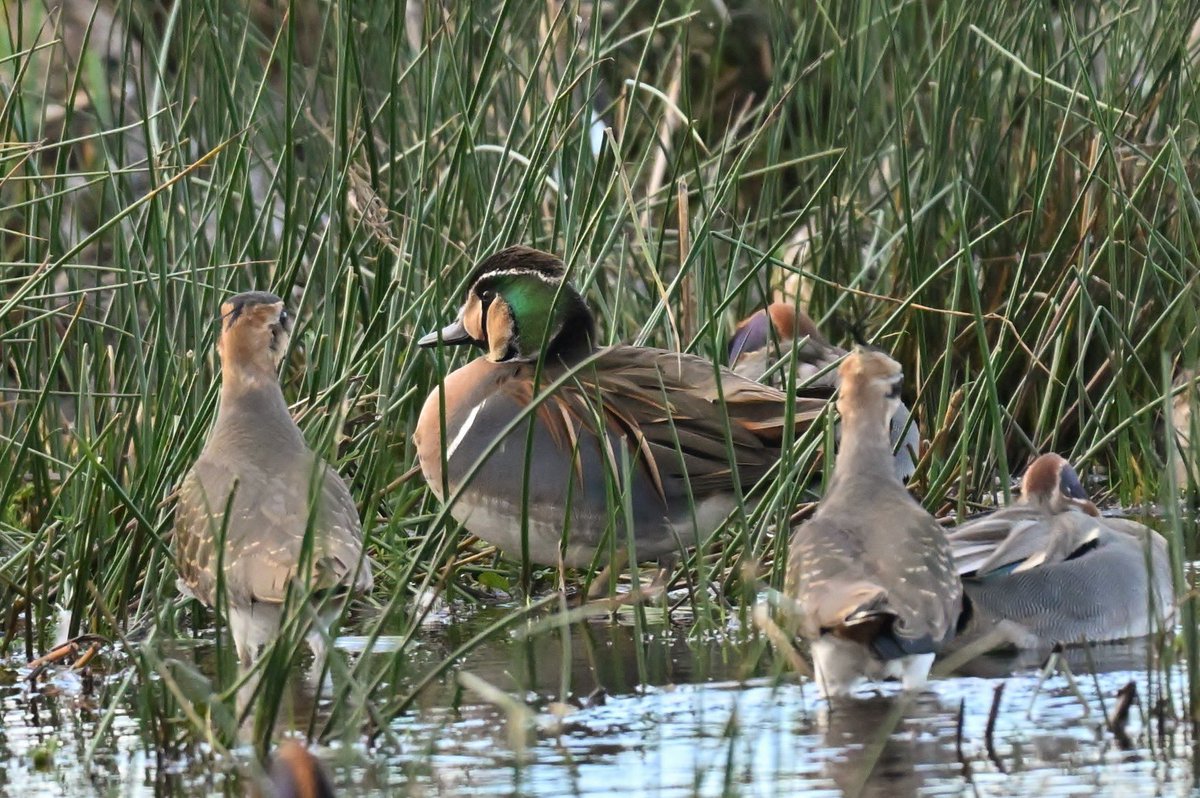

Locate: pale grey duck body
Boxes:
[948,453,1174,648]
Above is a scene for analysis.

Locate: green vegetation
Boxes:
[1,0,1197,785]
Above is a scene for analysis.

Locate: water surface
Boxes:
[0,604,1192,797]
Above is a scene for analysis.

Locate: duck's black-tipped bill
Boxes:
[728,308,772,365]
[1058,462,1090,501]
[418,319,472,348]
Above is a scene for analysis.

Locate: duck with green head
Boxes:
[413,246,831,573]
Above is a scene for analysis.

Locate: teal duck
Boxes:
[729,302,920,481]
[174,292,373,665]
[414,246,831,570]
[948,453,1174,648]
[784,348,961,697]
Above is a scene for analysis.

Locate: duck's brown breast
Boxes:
[415,357,519,497]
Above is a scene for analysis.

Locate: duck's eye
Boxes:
[479,288,495,301]
[279,309,290,327]
[886,380,902,400]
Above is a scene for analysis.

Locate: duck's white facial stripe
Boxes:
[446,400,485,461]
[479,268,561,285]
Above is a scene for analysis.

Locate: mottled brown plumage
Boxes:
[174,292,372,665]
[784,348,961,697]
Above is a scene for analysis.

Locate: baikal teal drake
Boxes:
[413,246,832,571]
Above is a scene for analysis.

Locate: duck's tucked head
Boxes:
[836,347,903,430]
[418,246,595,363]
[727,302,829,365]
[1020,453,1099,516]
[269,739,335,798]
[216,291,291,386]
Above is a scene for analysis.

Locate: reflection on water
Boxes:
[0,606,1194,796]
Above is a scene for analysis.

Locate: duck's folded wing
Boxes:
[799,575,954,659]
[785,522,884,639]
[1098,516,1162,545]
[317,464,374,595]
[174,466,222,605]
[543,347,831,497]
[234,465,371,604]
[787,518,959,656]
[641,346,832,410]
[948,514,1040,575]
[949,512,1102,577]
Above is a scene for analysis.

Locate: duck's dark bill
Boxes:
[418,320,473,348]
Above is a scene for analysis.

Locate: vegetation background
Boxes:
[1,0,1198,789]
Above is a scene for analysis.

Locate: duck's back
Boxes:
[787,497,959,659]
[955,513,1172,644]
[414,348,829,566]
[176,443,370,607]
